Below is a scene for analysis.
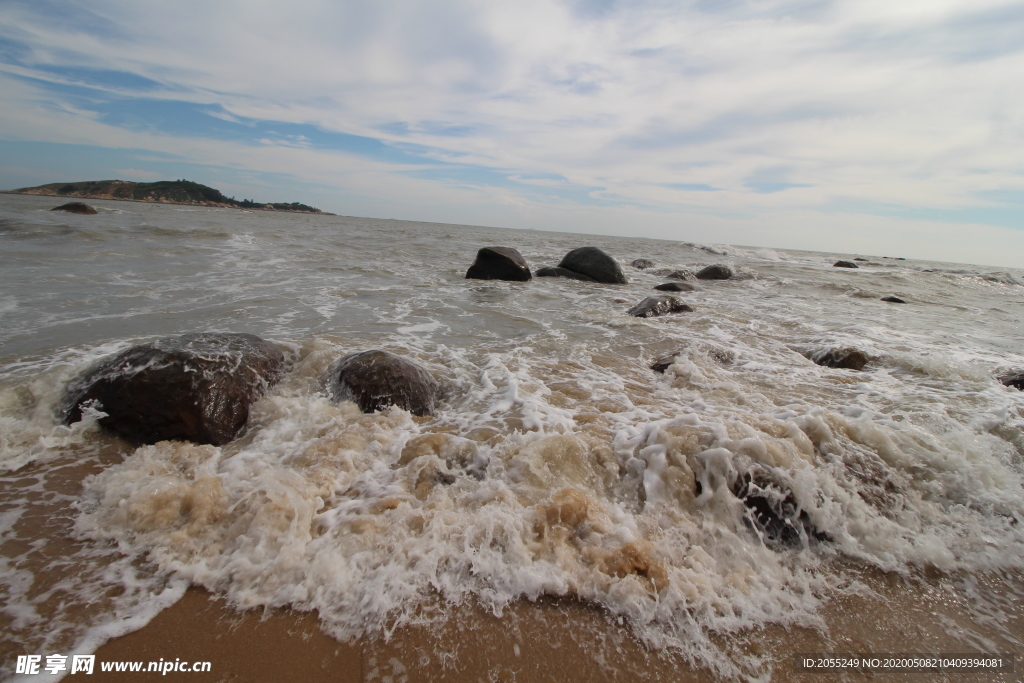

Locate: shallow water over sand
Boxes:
[2,193,1023,680]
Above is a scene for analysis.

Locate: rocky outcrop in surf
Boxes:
[833,260,858,268]
[732,469,829,548]
[51,202,97,215]
[631,259,654,270]
[60,333,285,446]
[881,296,906,303]
[696,264,733,280]
[805,347,871,370]
[328,350,439,416]
[465,247,532,282]
[666,269,698,281]
[628,296,693,318]
[556,247,628,284]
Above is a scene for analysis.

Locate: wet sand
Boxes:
[88,571,1022,683]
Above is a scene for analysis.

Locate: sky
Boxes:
[0,0,1022,267]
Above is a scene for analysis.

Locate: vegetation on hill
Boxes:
[7,179,329,214]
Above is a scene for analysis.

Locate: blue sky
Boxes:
[0,0,1022,266]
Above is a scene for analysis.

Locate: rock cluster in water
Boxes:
[51,202,98,215]
[535,266,596,282]
[328,350,439,416]
[60,333,285,445]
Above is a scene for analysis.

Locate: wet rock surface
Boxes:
[732,469,830,549]
[627,295,693,318]
[806,347,871,370]
[833,260,859,268]
[465,246,532,281]
[666,269,698,281]
[631,259,654,270]
[329,350,439,416]
[881,296,907,303]
[654,282,700,292]
[51,202,98,215]
[557,247,628,284]
[651,344,734,373]
[61,333,286,446]
[696,264,733,280]
[1000,372,1024,390]
[535,266,596,282]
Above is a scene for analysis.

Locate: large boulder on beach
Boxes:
[60,333,286,446]
[51,202,98,215]
[557,247,627,284]
[628,295,693,318]
[465,247,532,282]
[696,264,733,280]
[654,282,700,292]
[805,347,871,371]
[535,266,596,282]
[329,350,439,416]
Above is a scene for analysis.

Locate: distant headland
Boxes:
[3,179,334,214]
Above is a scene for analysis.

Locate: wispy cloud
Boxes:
[0,0,1022,265]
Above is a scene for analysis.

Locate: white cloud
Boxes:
[0,0,1022,265]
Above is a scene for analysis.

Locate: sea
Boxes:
[1,192,1023,681]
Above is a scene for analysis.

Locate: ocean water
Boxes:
[1,193,1023,680]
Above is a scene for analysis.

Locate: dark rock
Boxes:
[732,469,830,548]
[833,261,858,268]
[666,270,697,281]
[628,296,693,318]
[999,373,1024,390]
[557,247,627,284]
[61,333,285,446]
[654,282,700,292]
[881,296,906,303]
[51,202,98,215]
[631,259,654,270]
[535,266,596,282]
[854,258,869,262]
[465,247,532,282]
[806,347,871,370]
[696,264,733,280]
[651,344,734,373]
[329,350,439,416]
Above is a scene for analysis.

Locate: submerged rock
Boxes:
[631,258,654,270]
[651,344,733,373]
[654,282,700,292]
[51,202,98,215]
[833,260,858,268]
[999,372,1024,390]
[696,264,733,280]
[854,257,869,262]
[329,350,439,416]
[465,246,532,282]
[535,266,596,282]
[61,333,285,446]
[666,269,698,281]
[881,296,907,303]
[732,469,829,549]
[628,295,693,318]
[806,347,871,370]
[557,247,627,284]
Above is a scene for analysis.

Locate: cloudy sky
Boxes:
[1,0,1022,266]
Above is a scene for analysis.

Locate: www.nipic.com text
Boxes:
[16,655,212,675]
